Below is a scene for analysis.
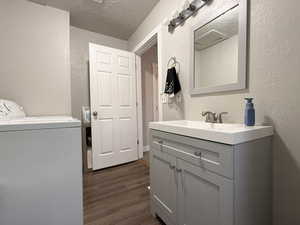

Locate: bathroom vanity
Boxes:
[149,120,273,225]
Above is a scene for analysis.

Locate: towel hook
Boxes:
[167,57,180,73]
[168,57,177,68]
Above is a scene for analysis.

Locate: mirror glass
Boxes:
[193,6,239,89]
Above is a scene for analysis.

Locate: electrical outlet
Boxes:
[161,94,168,104]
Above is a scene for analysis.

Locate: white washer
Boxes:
[0,101,83,225]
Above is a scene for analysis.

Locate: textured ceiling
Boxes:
[29,0,159,40]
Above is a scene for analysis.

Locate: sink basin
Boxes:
[149,120,273,145]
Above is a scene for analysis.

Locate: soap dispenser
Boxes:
[244,98,255,126]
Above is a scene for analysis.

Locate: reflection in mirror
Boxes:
[194,6,239,88]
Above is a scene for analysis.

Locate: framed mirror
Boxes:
[190,0,248,95]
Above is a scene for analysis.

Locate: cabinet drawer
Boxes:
[151,130,234,179]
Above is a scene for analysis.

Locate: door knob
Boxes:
[194,151,202,157]
[93,111,98,117]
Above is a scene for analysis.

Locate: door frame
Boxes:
[152,62,159,122]
[132,24,163,159]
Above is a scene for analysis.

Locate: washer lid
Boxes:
[0,116,81,132]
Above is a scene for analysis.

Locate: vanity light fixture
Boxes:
[168,0,212,33]
[188,4,197,12]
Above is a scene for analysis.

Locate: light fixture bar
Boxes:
[168,0,212,33]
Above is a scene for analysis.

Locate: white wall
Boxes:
[0,0,71,116]
[141,45,158,147]
[70,26,128,119]
[129,0,300,224]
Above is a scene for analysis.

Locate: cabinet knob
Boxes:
[194,151,202,157]
[169,164,175,170]
[176,168,182,173]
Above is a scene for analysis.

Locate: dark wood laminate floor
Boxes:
[83,161,162,225]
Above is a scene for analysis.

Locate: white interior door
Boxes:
[152,63,159,121]
[89,43,138,170]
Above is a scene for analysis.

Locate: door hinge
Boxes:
[137,139,139,145]
[136,102,138,107]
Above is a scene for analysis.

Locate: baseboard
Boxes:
[143,145,150,152]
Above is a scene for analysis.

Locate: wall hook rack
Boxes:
[168,0,212,33]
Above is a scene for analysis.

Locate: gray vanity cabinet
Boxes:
[150,129,272,225]
[177,159,233,225]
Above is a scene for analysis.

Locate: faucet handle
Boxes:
[201,111,210,116]
[202,111,217,123]
[217,112,228,123]
[201,111,215,117]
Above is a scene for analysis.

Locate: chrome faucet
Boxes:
[202,111,217,123]
[202,111,228,123]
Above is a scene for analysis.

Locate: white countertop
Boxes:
[149,120,273,145]
[0,116,81,132]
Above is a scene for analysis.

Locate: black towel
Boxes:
[164,67,181,96]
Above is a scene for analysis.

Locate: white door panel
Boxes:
[89,43,138,170]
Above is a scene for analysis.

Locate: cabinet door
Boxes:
[150,148,177,224]
[177,159,233,225]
